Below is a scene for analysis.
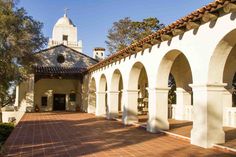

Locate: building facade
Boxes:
[2,0,236,150]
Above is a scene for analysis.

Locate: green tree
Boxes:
[0,0,47,107]
[105,17,164,54]
[168,74,176,104]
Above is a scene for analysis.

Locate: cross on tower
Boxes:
[64,8,69,17]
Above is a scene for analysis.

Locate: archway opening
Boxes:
[127,62,149,124]
[168,73,176,118]
[96,74,108,116]
[195,28,236,147]
[137,66,149,123]
[156,50,193,132]
[110,69,123,118]
[222,43,236,128]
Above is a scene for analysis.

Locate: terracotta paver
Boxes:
[3,112,236,157]
[136,114,236,150]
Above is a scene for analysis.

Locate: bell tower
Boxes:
[48,9,83,52]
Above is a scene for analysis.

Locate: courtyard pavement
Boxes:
[3,112,236,157]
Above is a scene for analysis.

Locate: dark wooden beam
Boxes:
[172,28,185,36]
[202,12,218,22]
[223,3,236,13]
[186,21,200,30]
[161,34,172,41]
[143,42,152,49]
[134,45,143,52]
[150,38,161,45]
[129,48,136,54]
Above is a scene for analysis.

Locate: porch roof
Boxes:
[34,66,86,75]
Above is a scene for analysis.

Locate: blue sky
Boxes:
[19,0,213,57]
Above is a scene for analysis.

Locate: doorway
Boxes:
[53,94,66,111]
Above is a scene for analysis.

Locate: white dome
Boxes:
[55,14,75,27]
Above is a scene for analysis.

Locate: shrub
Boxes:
[0,123,14,144]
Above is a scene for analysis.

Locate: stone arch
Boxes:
[208,29,236,84]
[110,69,123,91]
[156,50,193,89]
[88,77,96,113]
[156,50,193,121]
[106,69,124,119]
[208,29,236,127]
[191,29,236,148]
[124,61,149,124]
[128,62,149,90]
[110,69,123,112]
[96,74,108,116]
[99,74,107,92]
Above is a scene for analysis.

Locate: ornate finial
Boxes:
[64,8,69,17]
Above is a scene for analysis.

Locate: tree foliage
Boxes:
[168,74,176,104]
[105,17,164,54]
[0,0,47,106]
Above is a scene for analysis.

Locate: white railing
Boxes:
[49,40,81,47]
[169,104,175,119]
[170,104,193,121]
[224,107,236,127]
[170,105,236,128]
[184,105,193,121]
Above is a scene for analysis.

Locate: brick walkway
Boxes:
[3,112,236,157]
[137,115,236,150]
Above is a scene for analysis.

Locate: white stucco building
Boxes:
[48,12,83,52]
[2,0,236,150]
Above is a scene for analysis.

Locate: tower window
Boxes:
[62,35,68,41]
[101,52,103,56]
[57,54,65,64]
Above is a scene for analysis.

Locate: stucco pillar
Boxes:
[14,85,19,107]
[87,91,96,114]
[147,88,170,133]
[175,88,191,120]
[47,90,53,111]
[190,84,226,148]
[26,74,35,112]
[107,91,119,119]
[95,91,106,117]
[122,90,139,125]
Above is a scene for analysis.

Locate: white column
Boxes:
[122,90,139,125]
[190,84,226,148]
[175,88,191,120]
[95,91,106,117]
[14,85,19,107]
[107,91,119,119]
[26,74,35,112]
[87,91,96,114]
[147,88,170,133]
[47,90,53,111]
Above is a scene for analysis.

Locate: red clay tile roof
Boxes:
[88,0,236,72]
[34,66,86,74]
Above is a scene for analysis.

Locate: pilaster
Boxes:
[190,83,226,148]
[147,87,170,133]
